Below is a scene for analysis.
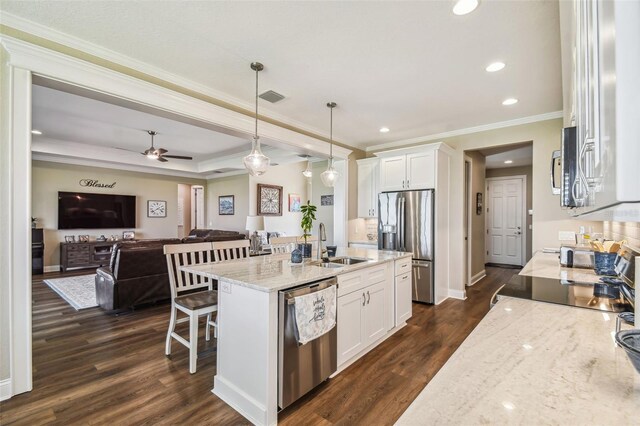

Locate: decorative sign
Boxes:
[79,179,116,188]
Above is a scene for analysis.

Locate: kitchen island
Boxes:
[180,247,412,426]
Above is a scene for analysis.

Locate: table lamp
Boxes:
[246,215,265,254]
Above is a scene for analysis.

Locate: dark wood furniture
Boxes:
[60,241,114,272]
[32,228,44,275]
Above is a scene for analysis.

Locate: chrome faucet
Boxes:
[317,222,328,261]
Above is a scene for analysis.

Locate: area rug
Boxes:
[44,274,98,310]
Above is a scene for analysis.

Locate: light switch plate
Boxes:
[221,282,232,294]
[558,231,576,241]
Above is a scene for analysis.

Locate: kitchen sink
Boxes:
[328,257,369,265]
[309,261,344,268]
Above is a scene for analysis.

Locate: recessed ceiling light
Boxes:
[453,0,479,15]
[485,62,505,72]
[502,98,518,106]
[31,130,42,135]
[504,160,513,164]
[379,127,390,133]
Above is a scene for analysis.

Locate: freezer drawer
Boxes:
[412,260,433,304]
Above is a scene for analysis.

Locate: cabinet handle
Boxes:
[366,290,370,304]
[407,180,410,188]
[362,292,366,306]
[403,275,409,280]
[402,180,405,189]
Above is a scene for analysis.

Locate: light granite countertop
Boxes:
[180,247,412,293]
[397,297,640,425]
[520,251,602,284]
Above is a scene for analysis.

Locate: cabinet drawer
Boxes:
[395,257,411,276]
[67,251,89,259]
[66,244,89,252]
[338,263,387,297]
[365,263,387,284]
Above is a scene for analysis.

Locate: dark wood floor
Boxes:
[1,267,518,425]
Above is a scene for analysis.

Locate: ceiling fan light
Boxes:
[243,136,270,176]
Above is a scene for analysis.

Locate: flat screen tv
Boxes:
[58,191,136,229]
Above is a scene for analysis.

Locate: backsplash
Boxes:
[603,221,640,250]
[348,218,378,242]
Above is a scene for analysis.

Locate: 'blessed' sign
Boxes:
[79,179,116,188]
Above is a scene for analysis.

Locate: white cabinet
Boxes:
[361,282,387,345]
[356,158,379,218]
[562,0,640,219]
[337,263,391,367]
[337,289,366,365]
[379,151,435,192]
[394,257,412,325]
[395,273,412,325]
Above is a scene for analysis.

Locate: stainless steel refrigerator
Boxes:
[378,189,434,303]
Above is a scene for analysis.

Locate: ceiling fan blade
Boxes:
[163,155,193,160]
[156,148,168,154]
[114,146,142,154]
[157,156,169,162]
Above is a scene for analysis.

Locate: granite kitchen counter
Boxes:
[397,297,639,425]
[520,250,601,283]
[180,247,411,293]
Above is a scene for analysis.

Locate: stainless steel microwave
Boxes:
[551,126,583,208]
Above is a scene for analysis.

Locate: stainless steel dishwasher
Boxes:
[278,277,337,410]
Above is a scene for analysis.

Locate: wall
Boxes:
[466,151,486,278]
[206,173,250,233]
[0,43,11,383]
[486,165,533,262]
[249,161,309,236]
[311,161,334,245]
[603,222,640,251]
[177,183,191,239]
[31,161,205,269]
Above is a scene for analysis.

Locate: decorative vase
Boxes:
[298,243,312,258]
[290,248,303,264]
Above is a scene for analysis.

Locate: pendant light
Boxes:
[320,102,340,187]
[243,62,270,176]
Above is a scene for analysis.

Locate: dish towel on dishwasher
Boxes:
[293,285,337,345]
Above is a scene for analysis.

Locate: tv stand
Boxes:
[60,241,114,272]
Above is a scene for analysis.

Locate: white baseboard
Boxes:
[469,270,487,286]
[44,265,60,273]
[0,378,12,401]
[448,289,467,300]
[213,376,267,426]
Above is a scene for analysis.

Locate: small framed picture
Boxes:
[122,231,135,240]
[78,235,89,243]
[321,195,334,206]
[476,192,483,215]
[147,200,167,218]
[288,193,302,212]
[64,235,76,243]
[219,195,235,215]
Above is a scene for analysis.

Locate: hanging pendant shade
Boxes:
[243,62,270,176]
[321,102,340,187]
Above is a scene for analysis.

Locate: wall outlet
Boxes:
[221,282,232,294]
[558,231,576,241]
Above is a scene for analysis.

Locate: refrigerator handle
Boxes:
[399,196,406,252]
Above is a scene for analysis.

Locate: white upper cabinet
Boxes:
[379,149,436,192]
[562,0,640,220]
[356,158,379,218]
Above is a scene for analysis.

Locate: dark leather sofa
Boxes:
[95,230,245,311]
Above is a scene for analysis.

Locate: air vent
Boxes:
[259,90,285,103]
[211,168,242,174]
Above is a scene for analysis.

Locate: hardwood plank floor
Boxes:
[0,266,518,425]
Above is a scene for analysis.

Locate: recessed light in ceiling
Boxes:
[31,130,43,135]
[485,62,505,72]
[379,127,390,133]
[453,0,479,15]
[504,160,513,164]
[502,98,518,106]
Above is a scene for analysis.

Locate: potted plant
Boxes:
[299,201,317,258]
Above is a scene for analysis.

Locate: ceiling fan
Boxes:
[140,130,193,162]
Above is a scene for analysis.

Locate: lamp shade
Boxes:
[246,215,265,233]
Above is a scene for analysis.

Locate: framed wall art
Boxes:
[257,184,283,216]
[288,193,302,212]
[122,231,135,240]
[320,195,334,206]
[476,192,483,215]
[219,195,235,215]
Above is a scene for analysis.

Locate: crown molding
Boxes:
[364,111,563,152]
[0,13,353,148]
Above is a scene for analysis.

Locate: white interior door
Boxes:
[486,178,524,266]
